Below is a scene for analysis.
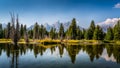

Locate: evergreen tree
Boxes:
[76,26,82,40]
[85,20,95,40]
[105,27,113,40]
[20,24,24,38]
[66,26,72,39]
[85,30,89,40]
[82,28,86,39]
[50,27,56,39]
[0,23,3,38]
[5,22,11,39]
[3,28,6,38]
[24,25,29,43]
[59,23,64,40]
[67,18,77,39]
[93,25,104,40]
[39,25,46,39]
[55,32,58,39]
[28,29,33,39]
[33,22,39,39]
[24,25,27,33]
[114,20,120,40]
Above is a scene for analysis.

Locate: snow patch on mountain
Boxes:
[28,21,82,32]
[97,18,120,32]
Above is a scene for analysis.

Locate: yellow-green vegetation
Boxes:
[0,39,35,44]
[0,39,11,43]
[115,41,120,44]
[64,40,104,45]
[63,40,80,43]
[37,39,61,45]
[37,44,58,48]
[1,39,120,45]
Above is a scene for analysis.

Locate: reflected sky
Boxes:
[0,44,120,68]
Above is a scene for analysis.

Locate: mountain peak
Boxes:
[97,18,120,32]
[98,18,120,27]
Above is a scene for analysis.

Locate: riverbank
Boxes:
[0,39,120,45]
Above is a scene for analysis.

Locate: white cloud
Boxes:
[114,3,120,8]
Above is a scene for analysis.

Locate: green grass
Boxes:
[0,39,120,45]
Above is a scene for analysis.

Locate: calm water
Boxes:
[0,44,120,68]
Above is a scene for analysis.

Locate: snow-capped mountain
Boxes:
[44,23,51,31]
[97,18,120,32]
[52,21,61,32]
[52,21,72,32]
[28,21,72,32]
[1,21,82,32]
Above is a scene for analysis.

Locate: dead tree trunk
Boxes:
[10,13,20,45]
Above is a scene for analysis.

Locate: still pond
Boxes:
[0,43,120,68]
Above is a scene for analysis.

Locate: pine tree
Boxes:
[2,28,6,38]
[82,28,86,39]
[76,26,82,40]
[24,25,29,43]
[0,23,3,38]
[114,20,120,40]
[28,29,33,39]
[67,18,77,39]
[66,26,72,39]
[39,25,46,39]
[85,30,89,40]
[6,22,11,39]
[24,25,27,33]
[59,23,64,40]
[50,27,56,39]
[20,24,24,38]
[105,27,113,40]
[33,22,39,39]
[85,20,95,40]
[93,25,104,40]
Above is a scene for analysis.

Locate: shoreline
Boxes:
[0,39,119,45]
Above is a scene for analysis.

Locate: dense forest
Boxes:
[0,14,120,44]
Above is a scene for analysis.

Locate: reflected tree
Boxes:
[106,44,113,57]
[113,45,120,63]
[58,44,65,58]
[0,43,120,65]
[85,44,105,62]
[66,45,81,64]
[33,45,39,58]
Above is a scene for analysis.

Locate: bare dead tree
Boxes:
[10,13,20,45]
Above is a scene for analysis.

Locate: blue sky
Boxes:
[0,0,120,27]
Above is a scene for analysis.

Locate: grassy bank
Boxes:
[0,39,120,45]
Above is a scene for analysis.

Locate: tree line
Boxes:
[0,15,120,44]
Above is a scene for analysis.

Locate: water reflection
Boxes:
[0,43,120,68]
